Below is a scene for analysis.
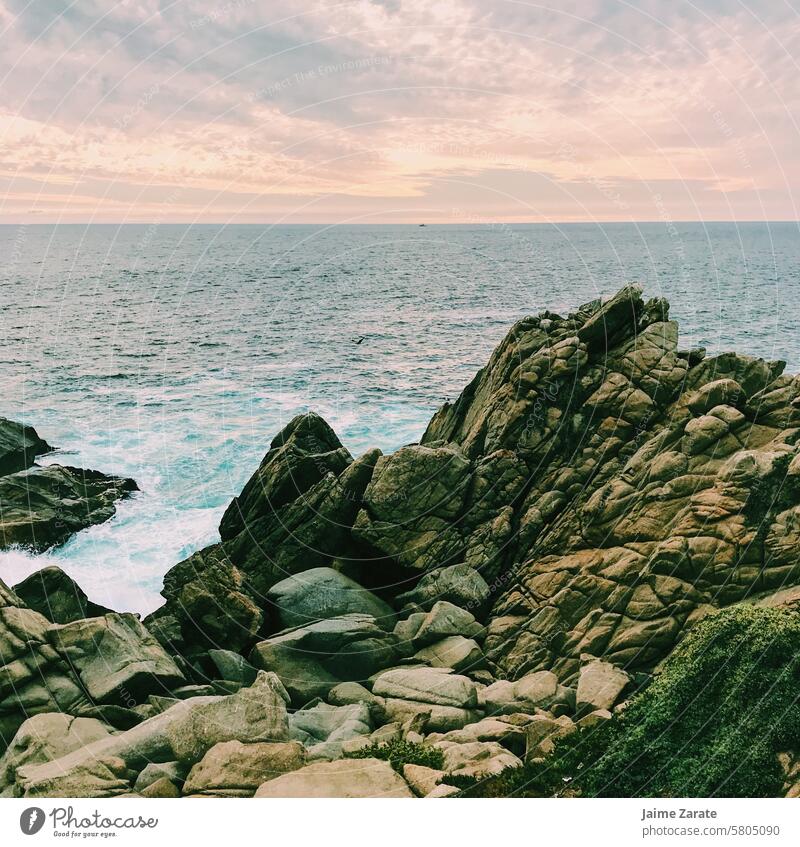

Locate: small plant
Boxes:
[447,722,614,797]
[347,738,444,772]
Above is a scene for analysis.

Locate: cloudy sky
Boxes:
[0,0,798,222]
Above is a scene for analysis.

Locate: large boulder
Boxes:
[183,740,306,797]
[426,716,527,757]
[266,567,395,631]
[254,757,413,798]
[289,702,372,760]
[372,667,478,709]
[146,546,263,653]
[413,636,484,672]
[0,580,90,747]
[0,713,113,796]
[15,671,290,797]
[352,444,473,572]
[575,659,631,716]
[0,465,137,552]
[479,670,575,716]
[434,739,522,778]
[0,417,52,475]
[48,613,185,705]
[395,601,484,647]
[397,564,491,616]
[250,614,400,705]
[13,567,111,624]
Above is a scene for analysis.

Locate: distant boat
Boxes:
[419,223,426,227]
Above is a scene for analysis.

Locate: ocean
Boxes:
[1,221,798,614]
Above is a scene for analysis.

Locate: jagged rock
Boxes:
[393,285,799,681]
[352,444,472,572]
[13,567,111,624]
[183,740,306,797]
[397,564,491,616]
[0,417,52,475]
[152,417,383,653]
[250,614,400,705]
[266,567,395,631]
[254,757,413,798]
[48,613,185,705]
[220,412,352,538]
[0,713,113,796]
[0,465,137,552]
[15,671,290,797]
[372,667,478,709]
[575,659,631,716]
[413,636,484,672]
[289,702,372,760]
[146,545,263,653]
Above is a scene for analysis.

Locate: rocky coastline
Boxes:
[3,284,800,798]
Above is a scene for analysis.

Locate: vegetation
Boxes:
[347,738,445,773]
[454,605,800,798]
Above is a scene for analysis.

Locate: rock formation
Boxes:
[0,418,137,552]
[4,285,800,797]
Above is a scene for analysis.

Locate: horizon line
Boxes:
[1,219,799,227]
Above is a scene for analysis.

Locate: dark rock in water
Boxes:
[13,566,112,624]
[0,464,138,552]
[0,417,52,476]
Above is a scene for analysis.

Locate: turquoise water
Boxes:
[0,222,798,614]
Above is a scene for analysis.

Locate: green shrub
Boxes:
[452,605,800,798]
[579,605,800,797]
[347,738,444,773]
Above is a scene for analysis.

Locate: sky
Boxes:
[0,0,798,223]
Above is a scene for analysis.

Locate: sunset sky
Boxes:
[0,0,798,223]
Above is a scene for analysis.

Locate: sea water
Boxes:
[0,221,797,613]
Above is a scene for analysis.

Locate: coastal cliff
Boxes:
[3,285,800,798]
